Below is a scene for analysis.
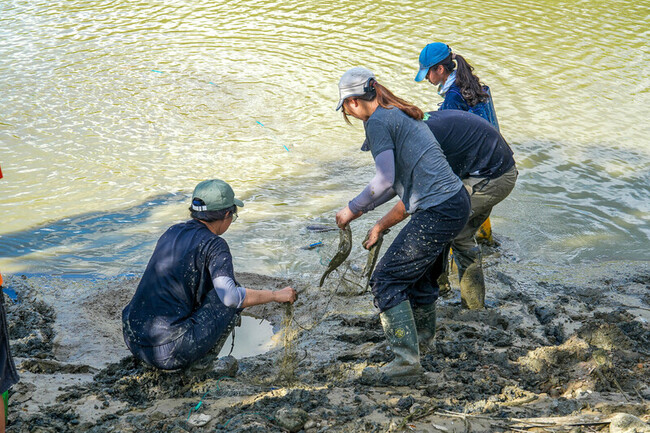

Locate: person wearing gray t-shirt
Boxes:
[333,67,470,385]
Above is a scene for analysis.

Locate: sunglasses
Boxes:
[230,211,238,222]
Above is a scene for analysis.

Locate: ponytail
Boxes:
[373,81,424,121]
[452,54,489,107]
[341,79,424,123]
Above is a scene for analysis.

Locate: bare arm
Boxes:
[240,286,296,308]
[363,200,409,249]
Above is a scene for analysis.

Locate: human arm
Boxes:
[363,200,409,249]
[336,149,397,228]
[348,150,396,214]
[212,276,296,308]
[241,286,296,307]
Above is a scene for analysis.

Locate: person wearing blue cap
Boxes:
[416,42,502,290]
[424,110,517,309]
[334,67,470,385]
[122,179,297,371]
[415,42,499,130]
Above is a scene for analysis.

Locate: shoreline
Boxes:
[3,255,650,432]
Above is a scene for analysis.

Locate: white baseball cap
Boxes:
[335,67,376,111]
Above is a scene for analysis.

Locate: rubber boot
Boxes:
[360,301,422,385]
[413,303,436,352]
[476,217,495,246]
[460,263,485,309]
[436,271,452,297]
[436,247,452,298]
[457,247,485,310]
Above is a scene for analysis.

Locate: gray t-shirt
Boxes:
[362,106,462,213]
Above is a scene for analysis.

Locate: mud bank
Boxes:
[3,255,650,432]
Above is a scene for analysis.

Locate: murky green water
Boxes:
[1,0,648,278]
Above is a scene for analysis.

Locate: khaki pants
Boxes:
[452,165,518,273]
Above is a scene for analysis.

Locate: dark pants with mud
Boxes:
[0,291,19,397]
[370,188,471,313]
[123,289,240,370]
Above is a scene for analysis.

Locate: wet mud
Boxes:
[3,256,650,432]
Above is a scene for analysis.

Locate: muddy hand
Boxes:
[363,225,384,250]
[336,206,361,229]
[362,228,389,287]
[275,287,297,304]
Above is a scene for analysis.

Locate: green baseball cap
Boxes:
[191,179,244,211]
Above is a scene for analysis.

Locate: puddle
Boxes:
[217,315,275,359]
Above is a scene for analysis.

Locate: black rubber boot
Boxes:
[413,303,436,352]
[360,301,422,386]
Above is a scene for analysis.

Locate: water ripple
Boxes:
[1,0,648,275]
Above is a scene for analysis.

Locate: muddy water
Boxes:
[0,0,648,280]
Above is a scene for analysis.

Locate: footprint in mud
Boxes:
[335,330,384,344]
[19,359,96,374]
[579,311,648,351]
[332,313,381,329]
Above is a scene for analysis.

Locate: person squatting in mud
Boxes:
[334,67,471,384]
[122,179,297,370]
[423,110,517,309]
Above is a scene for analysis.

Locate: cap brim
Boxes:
[414,67,428,82]
[234,198,244,207]
[335,99,345,111]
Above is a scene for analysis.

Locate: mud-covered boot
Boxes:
[436,248,453,298]
[413,303,436,352]
[457,247,485,309]
[436,271,452,298]
[360,301,423,386]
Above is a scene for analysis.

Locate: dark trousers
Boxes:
[0,291,19,395]
[124,289,240,370]
[370,188,470,312]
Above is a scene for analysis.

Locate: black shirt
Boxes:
[122,219,237,346]
[424,110,515,179]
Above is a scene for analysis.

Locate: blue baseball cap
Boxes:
[415,42,451,82]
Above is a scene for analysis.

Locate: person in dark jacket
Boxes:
[415,42,500,130]
[122,179,297,371]
[416,42,503,247]
[424,110,517,309]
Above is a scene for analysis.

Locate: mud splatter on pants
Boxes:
[370,187,470,312]
[123,289,241,370]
